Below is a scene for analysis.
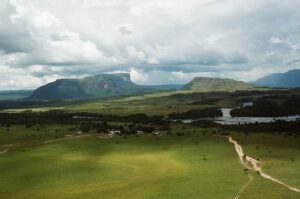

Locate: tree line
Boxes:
[190,120,300,134]
[168,108,222,119]
[0,111,167,126]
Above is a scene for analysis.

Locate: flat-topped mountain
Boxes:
[29,73,141,100]
[28,74,257,100]
[254,69,300,88]
[183,77,255,92]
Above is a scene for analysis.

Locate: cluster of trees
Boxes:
[0,110,170,135]
[190,119,300,134]
[0,111,167,126]
[231,95,300,117]
[78,122,167,135]
[170,89,299,107]
[168,108,222,119]
[0,100,56,110]
[79,122,110,133]
[223,120,300,134]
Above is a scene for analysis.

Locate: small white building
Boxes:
[107,129,121,136]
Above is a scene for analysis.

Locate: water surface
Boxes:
[182,102,300,125]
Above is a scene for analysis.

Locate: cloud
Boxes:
[1,0,300,89]
[0,0,34,54]
[0,64,58,89]
[129,68,149,84]
[270,37,283,44]
[119,26,132,35]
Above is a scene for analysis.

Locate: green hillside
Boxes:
[184,77,255,92]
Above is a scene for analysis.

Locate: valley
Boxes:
[0,74,299,199]
[2,0,300,198]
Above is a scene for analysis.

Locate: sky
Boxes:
[0,0,300,90]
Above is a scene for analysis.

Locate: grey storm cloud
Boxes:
[0,0,300,89]
[119,26,132,35]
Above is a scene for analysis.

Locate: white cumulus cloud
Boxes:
[0,0,300,89]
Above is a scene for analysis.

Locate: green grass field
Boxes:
[1,126,299,199]
[2,90,211,115]
[233,133,300,189]
[2,88,277,116]
[4,87,252,115]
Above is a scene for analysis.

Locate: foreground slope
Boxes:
[29,73,140,100]
[255,69,300,88]
[0,127,249,199]
[0,125,299,199]
[184,77,255,92]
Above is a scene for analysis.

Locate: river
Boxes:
[182,102,300,125]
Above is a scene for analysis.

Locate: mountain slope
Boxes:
[254,69,300,88]
[184,77,255,92]
[29,73,141,100]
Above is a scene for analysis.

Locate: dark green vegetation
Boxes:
[255,69,300,88]
[231,93,300,117]
[0,111,169,136]
[192,120,300,133]
[29,73,142,100]
[0,90,32,100]
[184,77,255,92]
[168,108,222,119]
[0,100,61,110]
[0,111,166,125]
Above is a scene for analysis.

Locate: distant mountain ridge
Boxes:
[29,73,141,100]
[254,69,300,88]
[0,90,33,100]
[184,77,255,92]
[28,73,257,100]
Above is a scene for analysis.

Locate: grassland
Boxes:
[233,133,300,189]
[2,88,284,116]
[1,89,299,199]
[1,125,299,199]
[1,90,231,115]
